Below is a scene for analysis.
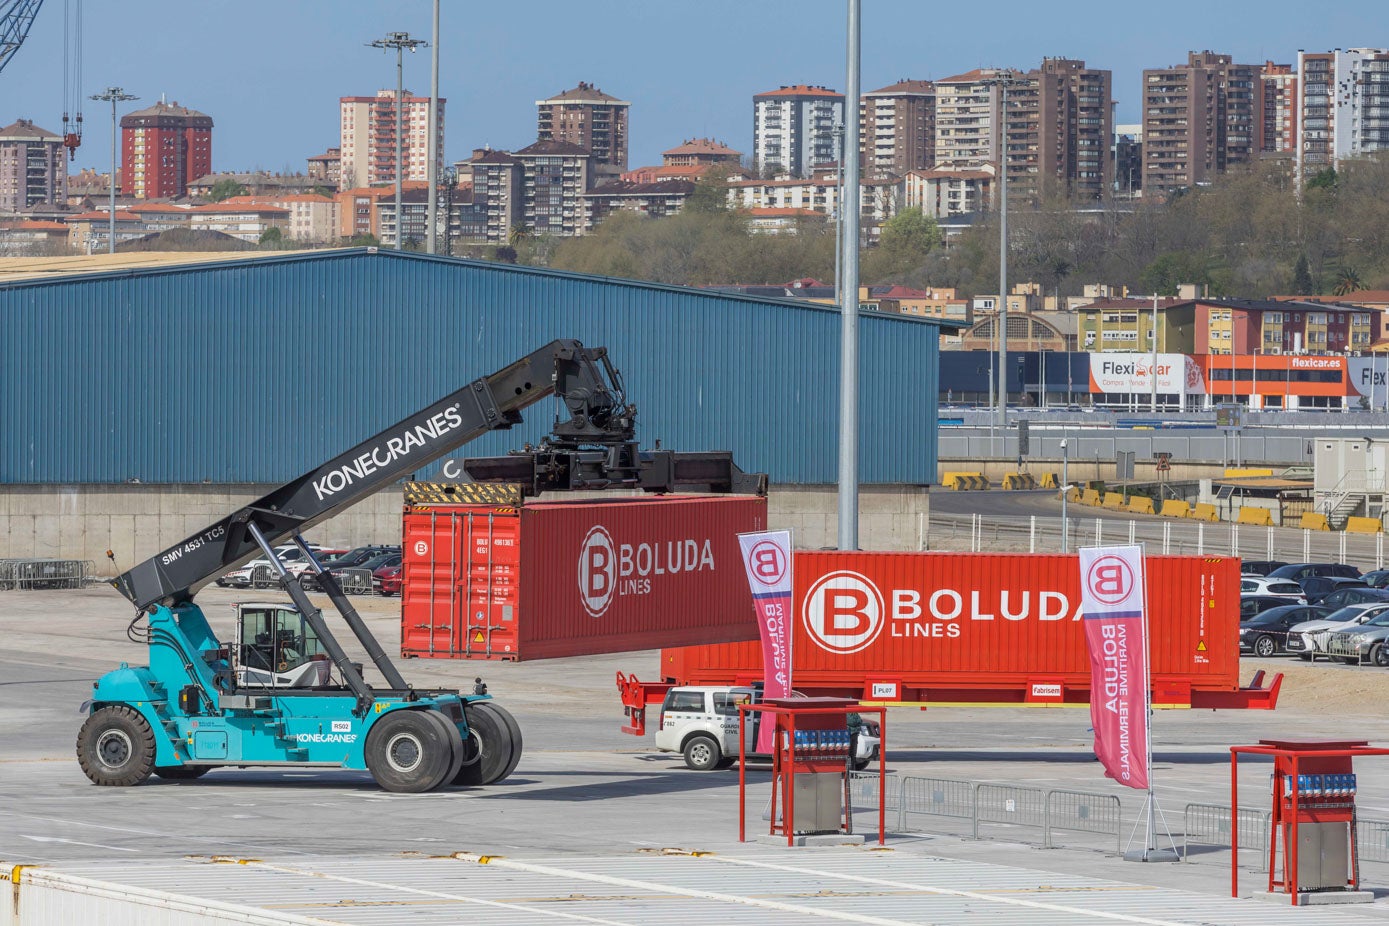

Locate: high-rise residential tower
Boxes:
[536,82,630,177]
[752,85,845,178]
[0,119,67,211]
[860,79,935,178]
[339,89,445,191]
[119,100,213,199]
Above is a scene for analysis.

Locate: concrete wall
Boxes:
[0,484,931,574]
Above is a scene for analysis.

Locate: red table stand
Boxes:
[738,697,887,847]
[1231,739,1389,905]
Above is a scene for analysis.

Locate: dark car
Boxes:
[1362,570,1389,589]
[302,547,401,592]
[1241,595,1299,622]
[1240,604,1332,657]
[1241,560,1289,577]
[1317,586,1389,611]
[1298,575,1368,604]
[320,545,400,569]
[1267,563,1362,581]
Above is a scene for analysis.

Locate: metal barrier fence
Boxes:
[1045,789,1123,854]
[1360,819,1389,863]
[976,783,1047,841]
[0,558,90,590]
[898,775,977,836]
[1183,803,1271,872]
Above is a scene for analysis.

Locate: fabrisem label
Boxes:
[1031,683,1063,699]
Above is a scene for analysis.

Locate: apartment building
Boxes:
[0,119,67,211]
[752,85,845,177]
[1141,51,1261,199]
[339,89,445,191]
[188,203,288,242]
[860,79,935,178]
[582,179,695,232]
[1196,298,1376,354]
[120,101,213,199]
[1296,48,1389,176]
[1077,298,1195,353]
[1006,58,1113,201]
[727,170,899,228]
[460,148,523,244]
[1258,63,1298,156]
[516,139,591,237]
[662,138,741,169]
[537,82,630,177]
[275,194,339,243]
[306,147,341,186]
[934,69,1015,167]
[903,164,994,219]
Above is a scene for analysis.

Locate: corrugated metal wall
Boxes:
[0,250,943,485]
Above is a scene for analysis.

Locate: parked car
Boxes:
[1240,595,1299,622]
[1297,576,1368,604]
[1240,560,1289,577]
[1324,611,1389,666]
[1239,605,1331,657]
[1285,602,1389,660]
[301,547,401,592]
[1267,563,1362,581]
[373,563,403,596]
[215,543,326,588]
[1316,587,1389,611]
[1239,577,1308,602]
[1361,570,1389,589]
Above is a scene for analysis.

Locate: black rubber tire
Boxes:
[1374,645,1389,668]
[683,734,722,771]
[477,701,523,782]
[76,706,156,786]
[418,709,465,791]
[1254,635,1276,658]
[154,765,210,780]
[452,701,515,787]
[715,756,738,770]
[364,710,456,793]
[1298,653,1312,661]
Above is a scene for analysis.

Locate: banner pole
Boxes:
[1143,540,1155,855]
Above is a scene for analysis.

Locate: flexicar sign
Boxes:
[1088,353,1206,396]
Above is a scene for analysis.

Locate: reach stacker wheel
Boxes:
[453,701,522,786]
[76,706,156,787]
[365,709,458,793]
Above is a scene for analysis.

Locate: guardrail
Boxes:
[0,558,91,590]
[1183,803,1271,872]
[1046,789,1124,854]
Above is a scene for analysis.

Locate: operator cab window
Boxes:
[237,606,328,688]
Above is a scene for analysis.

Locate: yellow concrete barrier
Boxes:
[1103,492,1127,509]
[1300,512,1330,531]
[942,471,986,491]
[1192,503,1219,522]
[1160,499,1191,518]
[1002,472,1037,490]
[1039,472,1058,489]
[1082,489,1103,506]
[1224,468,1274,478]
[1066,487,1081,502]
[1128,496,1155,514]
[1346,516,1383,534]
[1236,507,1273,526]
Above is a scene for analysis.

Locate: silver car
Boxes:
[1285,602,1389,660]
[1325,611,1389,666]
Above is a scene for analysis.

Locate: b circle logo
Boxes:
[578,525,616,617]
[1086,555,1134,606]
[747,540,786,587]
[803,570,884,654]
[413,540,429,557]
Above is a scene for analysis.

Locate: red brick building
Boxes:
[120,101,213,199]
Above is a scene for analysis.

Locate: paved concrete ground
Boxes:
[5,585,1389,920]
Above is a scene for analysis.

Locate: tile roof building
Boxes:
[0,119,67,212]
[536,82,630,176]
[119,101,213,200]
[752,85,845,178]
[661,138,741,168]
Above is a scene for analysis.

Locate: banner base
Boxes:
[1123,847,1180,863]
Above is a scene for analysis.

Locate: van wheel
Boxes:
[683,734,721,771]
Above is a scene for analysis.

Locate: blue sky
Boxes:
[0,0,1381,177]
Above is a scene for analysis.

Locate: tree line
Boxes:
[517,154,1389,299]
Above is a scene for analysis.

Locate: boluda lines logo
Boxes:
[579,523,716,617]
[803,570,1085,653]
[804,571,886,654]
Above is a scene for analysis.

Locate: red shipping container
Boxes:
[655,551,1241,707]
[401,495,766,660]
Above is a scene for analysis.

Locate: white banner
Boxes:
[1089,353,1206,396]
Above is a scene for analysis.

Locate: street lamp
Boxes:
[982,70,1022,428]
[370,31,427,250]
[89,87,137,255]
[1060,438,1070,553]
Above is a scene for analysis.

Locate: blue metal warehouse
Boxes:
[0,249,945,485]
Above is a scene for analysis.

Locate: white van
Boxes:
[653,685,880,771]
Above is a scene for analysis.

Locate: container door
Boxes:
[458,509,521,658]
[401,509,461,656]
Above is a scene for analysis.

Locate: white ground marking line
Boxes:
[246,860,639,926]
[709,856,1199,926]
[19,835,138,852]
[0,813,313,856]
[462,854,923,926]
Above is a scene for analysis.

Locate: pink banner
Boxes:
[738,530,792,753]
[1078,547,1150,790]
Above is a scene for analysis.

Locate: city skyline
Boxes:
[1,0,1382,180]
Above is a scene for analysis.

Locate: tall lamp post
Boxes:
[838,0,861,551]
[370,31,427,250]
[1060,438,1070,553]
[985,70,1021,427]
[90,87,137,254]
